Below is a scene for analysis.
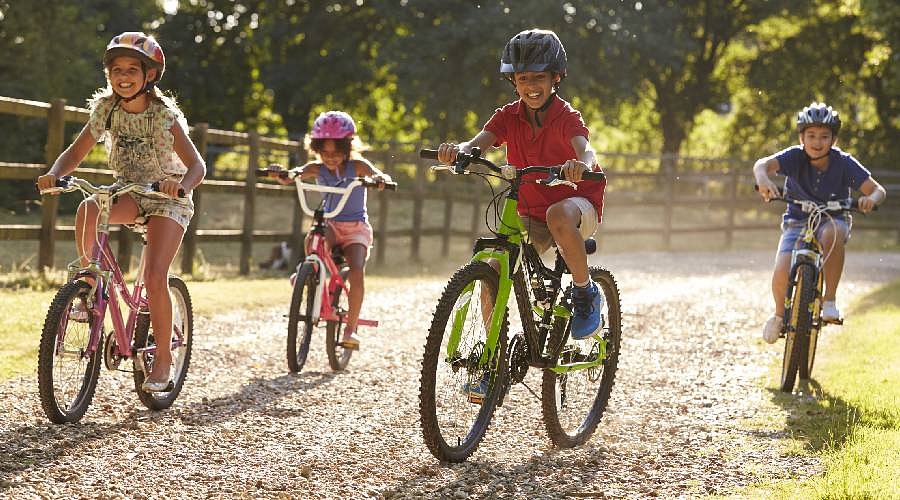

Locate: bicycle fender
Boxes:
[304,255,327,322]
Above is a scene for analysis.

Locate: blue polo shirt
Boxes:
[775,146,871,222]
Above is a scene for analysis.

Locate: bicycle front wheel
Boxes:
[38,280,102,424]
[541,267,622,448]
[781,263,815,392]
[133,276,194,410]
[287,263,317,373]
[419,261,508,463]
[325,268,353,371]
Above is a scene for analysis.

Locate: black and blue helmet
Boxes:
[500,29,567,79]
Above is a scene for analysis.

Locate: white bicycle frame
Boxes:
[292,177,366,322]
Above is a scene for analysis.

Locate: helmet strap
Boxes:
[531,92,557,127]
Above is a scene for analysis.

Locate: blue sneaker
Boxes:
[568,281,604,340]
[461,371,491,404]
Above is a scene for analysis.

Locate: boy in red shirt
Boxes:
[437,29,606,342]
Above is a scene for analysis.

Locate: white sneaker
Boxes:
[762,315,783,344]
[822,301,841,321]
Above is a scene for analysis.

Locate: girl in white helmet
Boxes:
[37,32,206,392]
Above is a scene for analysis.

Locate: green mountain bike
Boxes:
[417,148,621,462]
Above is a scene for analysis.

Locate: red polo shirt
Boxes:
[483,96,605,222]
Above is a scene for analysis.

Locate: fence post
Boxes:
[441,194,453,257]
[39,99,66,270]
[411,160,424,262]
[724,164,739,249]
[289,145,307,266]
[181,123,208,275]
[374,152,393,267]
[662,155,675,250]
[240,131,260,275]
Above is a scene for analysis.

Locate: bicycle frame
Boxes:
[292,177,378,329]
[442,164,605,375]
[55,184,184,364]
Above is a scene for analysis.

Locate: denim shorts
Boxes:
[777,217,851,254]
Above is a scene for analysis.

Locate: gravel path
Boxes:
[1,251,898,499]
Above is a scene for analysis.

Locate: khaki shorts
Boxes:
[91,192,194,230]
[519,197,598,254]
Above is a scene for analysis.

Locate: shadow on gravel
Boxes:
[0,371,336,484]
[386,444,611,498]
[170,371,338,425]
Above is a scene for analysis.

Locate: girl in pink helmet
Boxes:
[37,32,206,392]
[278,110,392,350]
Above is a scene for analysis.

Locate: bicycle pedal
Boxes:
[467,394,484,405]
[823,317,844,325]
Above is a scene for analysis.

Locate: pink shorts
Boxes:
[327,220,374,250]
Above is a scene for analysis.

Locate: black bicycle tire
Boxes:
[325,268,353,371]
[780,263,815,392]
[38,280,102,424]
[287,263,317,373]
[419,261,508,463]
[540,267,622,448]
[133,276,194,410]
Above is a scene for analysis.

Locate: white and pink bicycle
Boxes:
[257,166,396,372]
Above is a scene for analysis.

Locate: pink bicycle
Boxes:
[257,167,396,372]
[37,176,193,423]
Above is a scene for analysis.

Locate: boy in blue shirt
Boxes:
[754,102,886,343]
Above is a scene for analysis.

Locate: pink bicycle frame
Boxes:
[305,229,378,329]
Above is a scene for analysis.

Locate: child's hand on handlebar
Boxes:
[372,173,392,191]
[157,179,186,198]
[857,195,877,214]
[756,178,780,202]
[36,173,58,192]
[561,159,589,182]
[437,142,469,165]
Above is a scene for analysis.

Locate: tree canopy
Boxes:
[0,0,896,170]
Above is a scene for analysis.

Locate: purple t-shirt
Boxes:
[775,145,870,222]
[318,160,367,222]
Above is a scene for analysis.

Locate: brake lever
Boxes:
[430,165,455,174]
[539,170,577,189]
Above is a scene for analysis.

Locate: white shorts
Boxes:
[519,197,599,255]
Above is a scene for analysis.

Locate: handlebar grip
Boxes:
[255,168,272,177]
[582,171,606,181]
[383,182,398,191]
[419,149,439,160]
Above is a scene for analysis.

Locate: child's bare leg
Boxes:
[75,195,139,268]
[546,200,588,284]
[772,252,791,317]
[343,243,367,336]
[819,221,848,302]
[144,216,185,382]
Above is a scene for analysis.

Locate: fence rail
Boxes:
[2,95,898,274]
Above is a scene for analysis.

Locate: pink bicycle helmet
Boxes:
[311,111,356,139]
[103,32,166,83]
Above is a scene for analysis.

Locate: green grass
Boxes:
[742,281,900,498]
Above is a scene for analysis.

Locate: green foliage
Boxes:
[0,0,897,186]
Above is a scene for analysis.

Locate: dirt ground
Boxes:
[1,250,898,499]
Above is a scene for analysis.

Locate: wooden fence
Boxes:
[2,95,898,275]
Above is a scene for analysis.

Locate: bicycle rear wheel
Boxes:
[325,268,353,371]
[419,261,508,463]
[541,267,621,448]
[780,263,815,392]
[133,276,194,410]
[287,263,317,373]
[38,280,102,424]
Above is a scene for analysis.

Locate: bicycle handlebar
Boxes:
[753,185,877,213]
[256,166,397,218]
[40,176,185,199]
[419,148,605,184]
